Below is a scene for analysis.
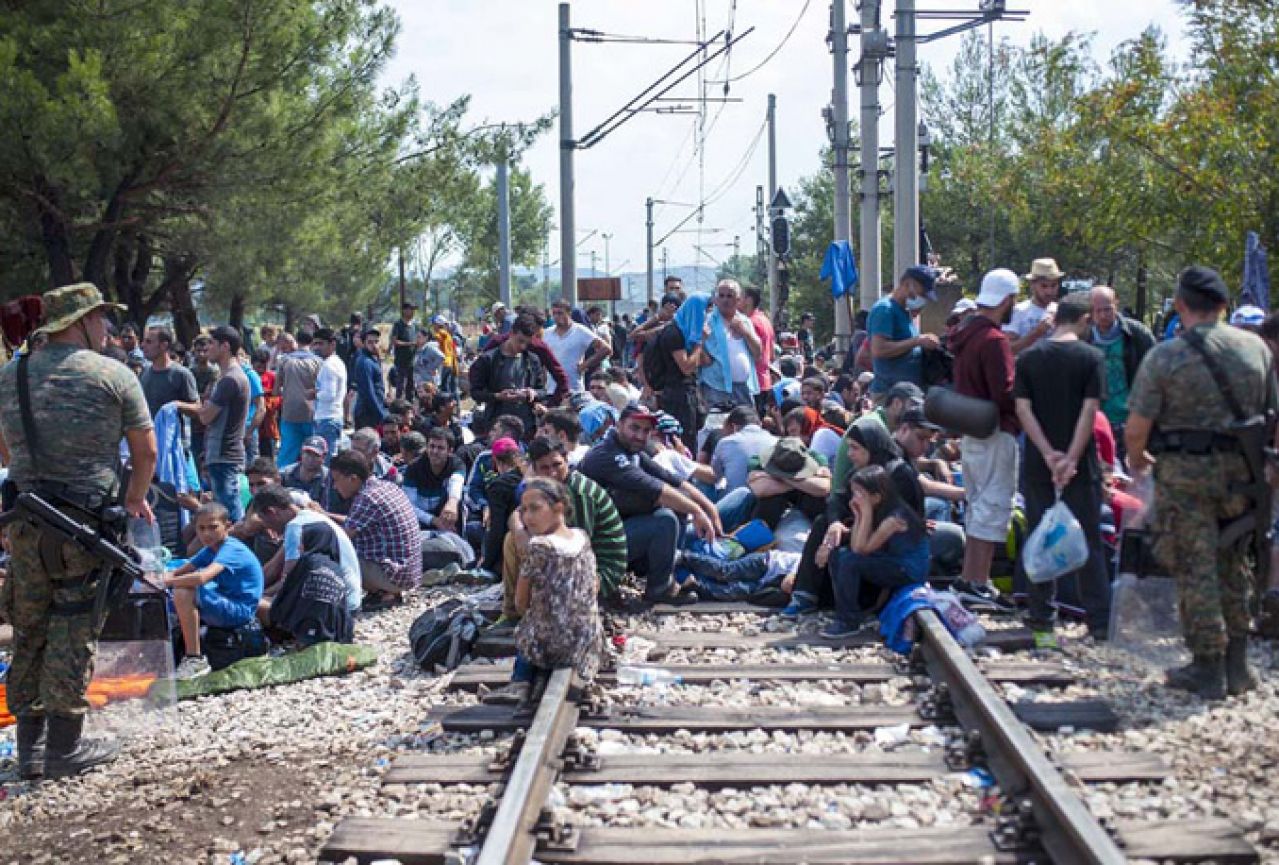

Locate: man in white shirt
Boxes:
[311,328,347,464]
[698,279,762,409]
[544,300,612,394]
[1005,257,1062,354]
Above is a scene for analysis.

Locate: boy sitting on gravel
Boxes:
[165,503,265,679]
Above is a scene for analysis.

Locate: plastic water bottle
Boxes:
[615,666,682,687]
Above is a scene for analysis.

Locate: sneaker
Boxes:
[645,585,698,607]
[1032,630,1061,652]
[175,655,211,680]
[820,616,866,639]
[953,579,1015,612]
[778,592,818,620]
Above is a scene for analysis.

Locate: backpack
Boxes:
[409,600,488,671]
[642,324,673,391]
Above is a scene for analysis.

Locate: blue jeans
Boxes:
[700,381,754,411]
[830,548,922,624]
[512,654,535,683]
[680,551,776,600]
[715,487,756,533]
[278,420,313,468]
[207,463,244,522]
[315,418,342,465]
[623,508,681,599]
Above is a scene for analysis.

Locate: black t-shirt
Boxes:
[403,453,464,515]
[1013,338,1105,484]
[391,319,418,367]
[579,429,683,518]
[140,364,199,417]
[649,322,694,391]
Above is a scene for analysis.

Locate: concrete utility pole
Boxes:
[755,185,767,288]
[857,0,884,312]
[892,0,919,280]
[602,232,614,316]
[496,144,512,309]
[830,1,853,352]
[645,198,655,303]
[733,234,741,278]
[766,94,779,318]
[661,247,669,282]
[558,3,576,304]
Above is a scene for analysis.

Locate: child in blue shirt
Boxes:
[822,464,930,638]
[165,503,264,678]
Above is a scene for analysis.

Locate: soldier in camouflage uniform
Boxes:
[1126,266,1277,700]
[0,284,157,779]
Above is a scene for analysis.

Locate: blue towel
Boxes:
[820,240,859,299]
[153,404,192,530]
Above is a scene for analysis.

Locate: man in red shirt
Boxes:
[947,268,1020,611]
[740,286,775,412]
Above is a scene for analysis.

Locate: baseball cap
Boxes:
[491,437,520,460]
[1231,304,1266,328]
[950,297,977,317]
[491,301,507,314]
[655,411,684,437]
[902,265,938,300]
[431,314,447,326]
[886,381,924,404]
[975,268,1020,308]
[900,403,941,431]
[302,435,328,456]
[619,403,659,426]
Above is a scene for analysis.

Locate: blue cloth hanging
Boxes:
[820,240,859,299]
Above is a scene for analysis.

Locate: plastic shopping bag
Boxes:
[1023,493,1089,583]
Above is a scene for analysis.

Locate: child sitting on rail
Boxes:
[821,465,929,639]
[164,502,265,679]
[483,477,602,705]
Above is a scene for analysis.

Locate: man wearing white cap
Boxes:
[948,269,1021,611]
[491,301,511,336]
[1006,258,1062,354]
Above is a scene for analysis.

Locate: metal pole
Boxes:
[893,0,919,279]
[559,3,577,304]
[398,249,406,308]
[733,234,741,278]
[755,185,767,287]
[646,198,655,303]
[987,19,996,269]
[857,0,883,313]
[497,146,512,309]
[832,1,853,353]
[662,247,669,281]
[542,241,551,311]
[603,233,613,317]
[766,93,779,317]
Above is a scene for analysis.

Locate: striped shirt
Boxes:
[567,471,627,597]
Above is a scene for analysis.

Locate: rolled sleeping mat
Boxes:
[924,386,998,439]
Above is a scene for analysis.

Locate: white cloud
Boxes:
[381,0,1188,296]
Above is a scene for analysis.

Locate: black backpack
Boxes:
[642,324,674,391]
[409,600,488,671]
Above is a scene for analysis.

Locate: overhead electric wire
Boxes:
[715,0,812,84]
[654,115,766,248]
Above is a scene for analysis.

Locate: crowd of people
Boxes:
[5,257,1273,724]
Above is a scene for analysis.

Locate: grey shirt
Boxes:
[140,363,198,417]
[711,424,777,494]
[205,364,250,467]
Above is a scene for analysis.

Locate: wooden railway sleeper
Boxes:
[563,732,600,771]
[992,797,1041,852]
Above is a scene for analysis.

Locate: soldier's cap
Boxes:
[1178,265,1229,306]
[35,283,126,336]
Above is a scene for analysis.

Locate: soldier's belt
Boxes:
[19,482,113,517]
[1148,429,1241,456]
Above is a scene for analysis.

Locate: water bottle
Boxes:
[615,666,682,687]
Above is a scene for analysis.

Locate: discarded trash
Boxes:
[615,666,682,687]
[964,767,995,788]
[873,722,911,748]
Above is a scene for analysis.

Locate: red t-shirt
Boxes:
[749,309,775,390]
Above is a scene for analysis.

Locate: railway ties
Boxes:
[321,602,1261,865]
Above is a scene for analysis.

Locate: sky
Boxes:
[381,1,1188,296]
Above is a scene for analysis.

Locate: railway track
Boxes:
[320,603,1260,865]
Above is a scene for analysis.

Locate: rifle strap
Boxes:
[1180,327,1250,422]
[15,352,43,467]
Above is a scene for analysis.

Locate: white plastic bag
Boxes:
[1023,493,1089,583]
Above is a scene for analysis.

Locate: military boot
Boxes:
[15,715,46,781]
[1226,638,1259,696]
[1166,654,1227,701]
[43,714,120,779]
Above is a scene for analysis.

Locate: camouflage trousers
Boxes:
[0,518,101,717]
[1151,453,1253,657]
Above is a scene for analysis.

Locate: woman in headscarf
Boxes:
[778,415,910,618]
[268,521,355,646]
[647,294,710,451]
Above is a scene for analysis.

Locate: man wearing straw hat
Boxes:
[0,283,158,779]
[1005,257,1063,354]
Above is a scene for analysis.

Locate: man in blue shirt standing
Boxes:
[353,328,389,431]
[868,266,939,400]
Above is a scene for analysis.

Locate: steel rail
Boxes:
[913,609,1126,865]
[475,667,579,865]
